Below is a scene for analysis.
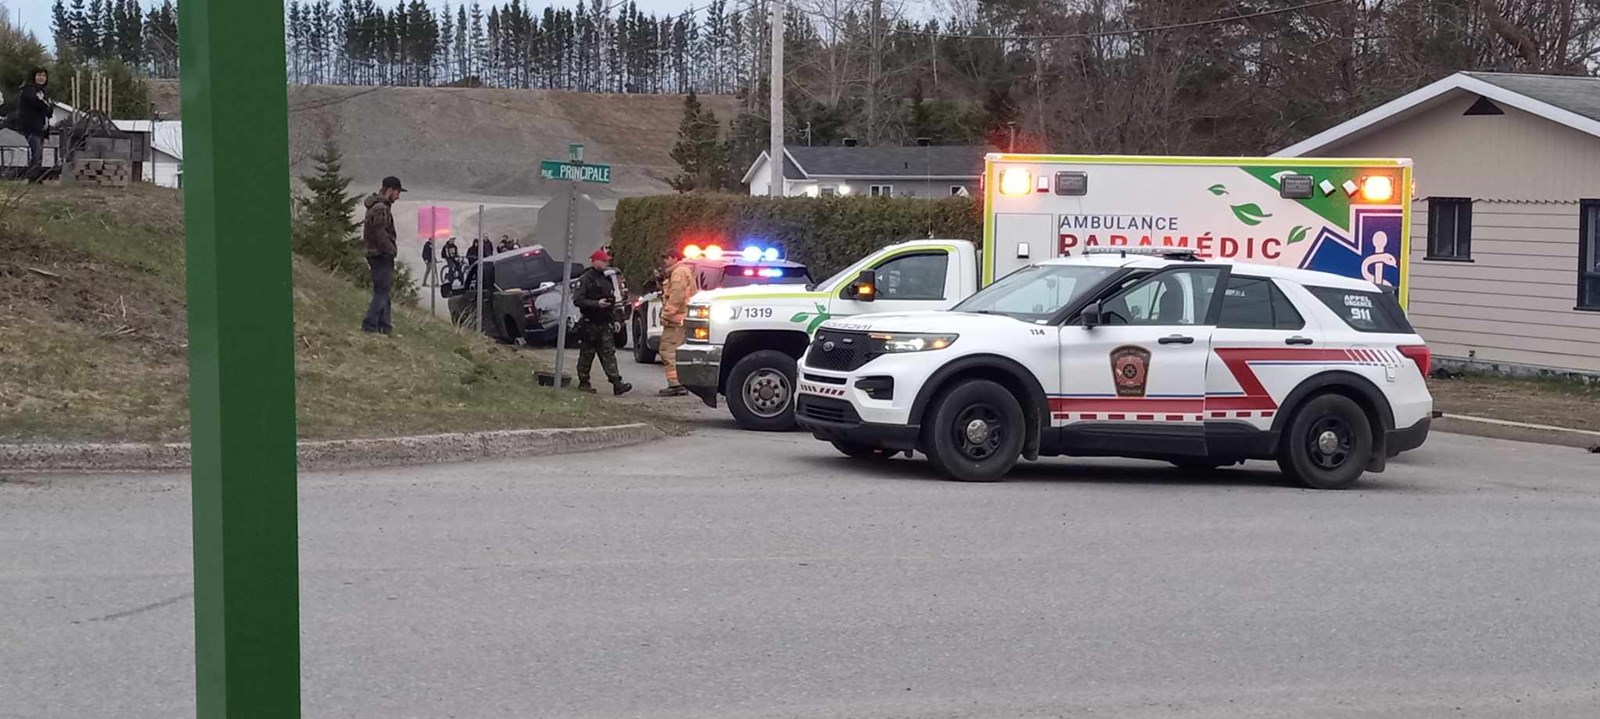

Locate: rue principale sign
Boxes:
[540,160,612,184]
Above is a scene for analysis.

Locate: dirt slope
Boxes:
[149,80,741,198]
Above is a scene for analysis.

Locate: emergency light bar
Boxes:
[1083,247,1200,261]
[685,243,784,262]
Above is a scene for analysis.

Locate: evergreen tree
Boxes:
[668,90,722,192]
[293,137,364,277]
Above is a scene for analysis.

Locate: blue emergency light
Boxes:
[738,244,784,262]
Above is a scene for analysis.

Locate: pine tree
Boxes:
[293,137,364,277]
[669,90,722,192]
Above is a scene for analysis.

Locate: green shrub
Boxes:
[610,194,981,288]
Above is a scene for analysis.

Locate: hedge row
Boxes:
[610,194,981,289]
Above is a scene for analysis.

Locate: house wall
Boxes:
[1314,94,1600,374]
[803,178,976,198]
[146,149,181,188]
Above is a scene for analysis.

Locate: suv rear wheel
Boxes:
[1278,393,1373,490]
[727,350,798,432]
[923,379,1025,482]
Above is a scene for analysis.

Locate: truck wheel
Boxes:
[633,315,657,364]
[922,379,1024,482]
[832,441,896,460]
[727,350,797,432]
[1277,393,1373,490]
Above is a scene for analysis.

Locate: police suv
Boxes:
[632,243,811,363]
[794,249,1433,489]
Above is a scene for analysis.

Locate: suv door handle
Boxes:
[1285,336,1315,346]
[1158,335,1195,345]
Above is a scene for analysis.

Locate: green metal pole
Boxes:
[181,0,300,716]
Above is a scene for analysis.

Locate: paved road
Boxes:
[4,429,1600,718]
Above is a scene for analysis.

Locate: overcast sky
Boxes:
[6,0,708,51]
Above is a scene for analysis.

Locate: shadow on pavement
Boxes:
[793,450,1422,492]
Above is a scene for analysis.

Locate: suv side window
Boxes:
[873,252,949,300]
[1102,267,1223,326]
[1218,276,1305,330]
[1307,286,1414,333]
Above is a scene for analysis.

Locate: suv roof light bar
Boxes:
[1081,247,1201,261]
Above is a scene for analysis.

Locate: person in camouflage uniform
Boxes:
[573,249,633,395]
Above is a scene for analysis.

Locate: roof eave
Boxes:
[1274,73,1600,157]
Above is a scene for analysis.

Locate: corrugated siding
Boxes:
[1313,94,1600,373]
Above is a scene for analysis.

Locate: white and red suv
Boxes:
[794,250,1433,489]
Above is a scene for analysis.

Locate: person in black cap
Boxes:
[361,176,405,335]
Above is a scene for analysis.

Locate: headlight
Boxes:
[870,333,958,353]
[688,305,712,320]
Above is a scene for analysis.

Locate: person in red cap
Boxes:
[572,248,632,395]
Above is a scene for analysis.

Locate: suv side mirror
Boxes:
[1081,301,1104,329]
[844,269,877,302]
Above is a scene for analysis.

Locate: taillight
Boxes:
[1398,345,1431,377]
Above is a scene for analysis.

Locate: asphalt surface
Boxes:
[5,427,1600,718]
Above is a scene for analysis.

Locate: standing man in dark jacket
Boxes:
[15,68,52,182]
[573,249,632,395]
[361,176,404,335]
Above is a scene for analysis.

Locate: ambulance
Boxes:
[677,154,1414,432]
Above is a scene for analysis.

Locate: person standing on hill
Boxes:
[361,176,404,336]
[657,249,695,397]
[14,68,53,183]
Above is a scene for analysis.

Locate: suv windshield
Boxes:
[953,264,1120,321]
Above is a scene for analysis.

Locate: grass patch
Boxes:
[0,183,663,443]
[1429,372,1600,432]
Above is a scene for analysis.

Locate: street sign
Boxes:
[540,160,611,184]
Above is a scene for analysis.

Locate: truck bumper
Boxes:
[677,343,721,408]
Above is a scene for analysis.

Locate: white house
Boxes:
[1276,71,1600,376]
[742,145,987,198]
[113,119,182,188]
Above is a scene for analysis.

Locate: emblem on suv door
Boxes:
[1110,345,1151,398]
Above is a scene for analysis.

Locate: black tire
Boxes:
[499,316,520,345]
[726,350,798,432]
[921,379,1025,482]
[633,315,657,364]
[614,325,629,350]
[832,441,896,460]
[1277,393,1374,490]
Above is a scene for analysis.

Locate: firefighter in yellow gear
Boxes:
[657,249,696,396]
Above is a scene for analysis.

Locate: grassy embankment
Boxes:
[0,184,655,442]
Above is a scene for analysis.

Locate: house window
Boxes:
[1427,197,1473,261]
[1580,200,1600,310]
[869,184,893,197]
[820,187,838,197]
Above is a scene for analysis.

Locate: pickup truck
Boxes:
[444,245,630,346]
[676,239,980,430]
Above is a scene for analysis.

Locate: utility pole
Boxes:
[553,144,584,386]
[768,0,785,198]
[868,0,881,145]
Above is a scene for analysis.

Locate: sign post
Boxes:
[180,0,301,715]
[550,143,589,387]
[476,204,486,334]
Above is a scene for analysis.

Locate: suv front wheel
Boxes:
[1278,393,1374,490]
[923,379,1025,482]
